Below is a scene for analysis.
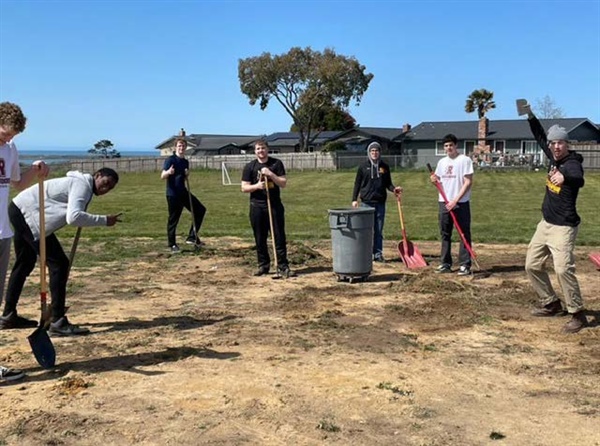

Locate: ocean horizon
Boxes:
[19,149,159,162]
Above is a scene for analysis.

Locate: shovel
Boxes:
[589,252,600,270]
[427,163,481,271]
[185,177,200,251]
[27,177,56,369]
[396,198,427,269]
[263,174,282,280]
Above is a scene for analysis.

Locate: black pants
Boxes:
[3,202,69,322]
[167,192,206,246]
[438,201,472,268]
[250,202,288,270]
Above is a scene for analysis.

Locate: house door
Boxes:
[465,141,476,155]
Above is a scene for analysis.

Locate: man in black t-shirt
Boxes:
[161,138,206,253]
[241,140,294,277]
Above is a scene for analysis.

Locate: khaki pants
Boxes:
[525,219,583,313]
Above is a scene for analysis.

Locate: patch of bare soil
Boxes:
[1,238,599,446]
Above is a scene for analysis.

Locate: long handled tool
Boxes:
[263,174,282,280]
[427,163,481,271]
[397,198,427,269]
[185,176,200,250]
[28,177,56,369]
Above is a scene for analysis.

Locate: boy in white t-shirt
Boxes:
[0,102,48,383]
[430,133,474,276]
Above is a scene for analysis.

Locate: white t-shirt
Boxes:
[435,154,474,203]
[0,141,21,239]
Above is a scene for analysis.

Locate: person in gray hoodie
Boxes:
[351,141,402,262]
[0,168,121,336]
[521,103,587,333]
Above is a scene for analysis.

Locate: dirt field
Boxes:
[1,238,599,446]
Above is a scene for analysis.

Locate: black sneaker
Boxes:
[0,366,25,382]
[185,237,196,245]
[0,312,38,329]
[373,253,385,263]
[457,265,472,276]
[253,266,270,277]
[170,245,180,254]
[48,316,90,337]
[279,266,297,278]
[434,264,451,274]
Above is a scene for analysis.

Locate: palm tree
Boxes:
[465,89,496,119]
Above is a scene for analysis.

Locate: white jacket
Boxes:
[13,170,108,240]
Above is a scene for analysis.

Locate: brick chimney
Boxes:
[402,123,411,133]
[179,128,186,137]
[478,118,490,154]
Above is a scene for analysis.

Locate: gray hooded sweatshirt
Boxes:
[13,170,108,241]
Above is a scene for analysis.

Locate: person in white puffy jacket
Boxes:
[0,168,121,336]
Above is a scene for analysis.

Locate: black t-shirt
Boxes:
[163,154,188,197]
[241,157,286,206]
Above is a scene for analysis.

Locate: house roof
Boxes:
[266,131,344,147]
[156,134,260,152]
[404,119,597,141]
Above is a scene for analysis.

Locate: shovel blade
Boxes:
[398,241,428,269]
[28,327,56,369]
[589,252,600,270]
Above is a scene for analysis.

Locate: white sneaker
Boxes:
[457,265,472,276]
[0,365,25,382]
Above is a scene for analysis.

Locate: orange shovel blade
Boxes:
[398,241,427,269]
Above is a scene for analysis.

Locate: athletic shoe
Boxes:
[253,266,270,277]
[0,312,38,329]
[170,245,180,254]
[48,317,90,337]
[373,253,385,263]
[185,237,196,245]
[279,266,297,278]
[0,366,25,383]
[457,265,472,276]
[434,264,451,274]
[563,311,587,334]
[531,300,568,317]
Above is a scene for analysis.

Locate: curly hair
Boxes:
[0,102,27,133]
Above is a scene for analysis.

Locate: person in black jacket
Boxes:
[161,138,206,253]
[521,102,587,333]
[351,141,402,262]
[241,139,295,278]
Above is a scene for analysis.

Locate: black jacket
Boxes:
[352,159,395,203]
[528,115,584,227]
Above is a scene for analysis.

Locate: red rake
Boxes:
[396,198,427,269]
[589,252,600,270]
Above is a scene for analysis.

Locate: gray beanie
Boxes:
[547,125,569,141]
[367,141,381,152]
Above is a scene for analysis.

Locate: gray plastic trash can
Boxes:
[328,207,374,282]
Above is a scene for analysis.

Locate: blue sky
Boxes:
[1,0,599,151]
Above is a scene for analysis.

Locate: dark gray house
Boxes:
[265,131,344,153]
[401,118,600,165]
[328,125,410,153]
[156,131,260,156]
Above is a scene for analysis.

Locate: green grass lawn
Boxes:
[52,168,600,246]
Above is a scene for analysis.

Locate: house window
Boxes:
[464,140,476,155]
[435,141,445,156]
[494,141,505,153]
[522,141,539,155]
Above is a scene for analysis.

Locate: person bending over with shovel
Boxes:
[241,139,295,278]
[430,133,474,276]
[161,137,206,253]
[518,100,587,333]
[0,101,49,382]
[0,168,121,336]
